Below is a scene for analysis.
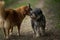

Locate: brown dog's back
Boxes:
[5,9,21,26]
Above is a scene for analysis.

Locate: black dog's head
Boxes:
[30,8,42,19]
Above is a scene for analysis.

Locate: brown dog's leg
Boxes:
[10,26,13,35]
[3,28,9,39]
[3,20,10,39]
[3,28,6,38]
[11,27,13,33]
[17,24,20,36]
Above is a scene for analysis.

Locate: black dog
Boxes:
[30,8,46,37]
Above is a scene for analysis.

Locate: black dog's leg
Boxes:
[31,20,40,37]
[41,23,46,36]
[31,20,37,37]
[36,26,40,37]
[31,20,35,36]
[41,16,46,36]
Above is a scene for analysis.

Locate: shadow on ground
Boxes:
[4,30,57,40]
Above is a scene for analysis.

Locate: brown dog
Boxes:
[1,3,32,39]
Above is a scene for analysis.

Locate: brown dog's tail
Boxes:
[0,1,5,28]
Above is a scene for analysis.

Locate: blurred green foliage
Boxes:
[4,0,19,7]
[4,0,38,8]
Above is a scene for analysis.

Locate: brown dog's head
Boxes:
[22,3,32,15]
[16,3,32,16]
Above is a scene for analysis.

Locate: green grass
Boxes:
[11,0,38,9]
[56,23,60,29]
[4,0,19,7]
[5,0,38,9]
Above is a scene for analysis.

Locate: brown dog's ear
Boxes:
[28,3,30,8]
[27,3,32,11]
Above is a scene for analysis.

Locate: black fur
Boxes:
[30,8,46,37]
